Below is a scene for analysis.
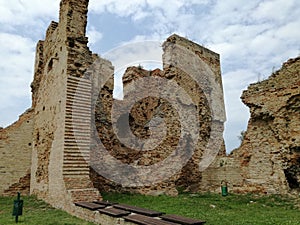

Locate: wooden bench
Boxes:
[124,214,180,225]
[160,214,206,225]
[93,200,117,207]
[98,207,131,217]
[114,204,164,217]
[74,202,106,210]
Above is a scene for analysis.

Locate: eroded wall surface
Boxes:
[0,111,34,196]
[202,57,300,194]
[91,34,226,195]
[29,0,101,208]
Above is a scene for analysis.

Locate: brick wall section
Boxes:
[201,57,300,194]
[91,34,226,195]
[30,0,101,208]
[0,110,34,196]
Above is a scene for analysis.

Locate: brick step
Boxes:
[64,148,90,153]
[63,166,90,171]
[64,143,90,148]
[67,84,91,91]
[64,130,91,135]
[67,88,91,96]
[67,86,91,92]
[67,84,91,90]
[66,105,91,112]
[64,155,90,164]
[65,112,91,117]
[64,127,91,132]
[64,119,90,124]
[64,134,90,139]
[64,136,91,141]
[114,204,163,217]
[63,168,90,173]
[64,139,90,143]
[66,101,91,108]
[124,214,179,225]
[66,106,91,112]
[64,144,90,149]
[67,80,91,88]
[65,124,91,129]
[63,160,89,164]
[65,112,91,118]
[63,160,88,164]
[66,93,91,101]
[64,150,90,154]
[63,171,90,176]
[64,153,90,157]
[64,147,90,151]
[67,78,91,86]
[66,96,91,104]
[160,214,206,225]
[64,146,90,151]
[67,86,91,93]
[63,165,90,170]
[66,97,91,105]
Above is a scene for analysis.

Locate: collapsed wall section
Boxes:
[91,34,226,194]
[201,57,300,194]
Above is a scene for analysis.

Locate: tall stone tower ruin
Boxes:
[30,0,104,208]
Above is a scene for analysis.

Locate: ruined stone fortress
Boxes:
[0,0,299,223]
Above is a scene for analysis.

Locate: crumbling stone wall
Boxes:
[0,110,34,196]
[30,0,101,208]
[201,57,300,194]
[91,34,226,195]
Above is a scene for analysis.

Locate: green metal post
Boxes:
[221,180,228,196]
[12,192,23,223]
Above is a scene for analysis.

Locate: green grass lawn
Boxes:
[102,192,300,225]
[1,193,299,225]
[0,195,94,225]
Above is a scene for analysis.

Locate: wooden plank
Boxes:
[160,214,206,225]
[74,202,106,210]
[114,203,163,216]
[124,214,180,225]
[98,207,130,217]
[93,200,117,207]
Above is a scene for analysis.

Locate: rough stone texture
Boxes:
[201,57,300,194]
[29,0,101,207]
[91,34,226,195]
[1,0,299,224]
[0,110,34,196]
[0,0,225,223]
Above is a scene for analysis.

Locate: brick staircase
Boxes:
[63,76,92,177]
[75,201,206,225]
[63,76,100,202]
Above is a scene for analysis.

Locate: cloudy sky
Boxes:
[0,0,299,152]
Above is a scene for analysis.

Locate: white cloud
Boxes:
[253,0,296,22]
[89,0,147,17]
[87,26,103,46]
[0,33,35,126]
[0,0,59,26]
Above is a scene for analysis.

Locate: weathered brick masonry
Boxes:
[201,57,300,194]
[0,0,299,224]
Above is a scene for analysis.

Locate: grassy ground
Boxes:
[0,193,299,225]
[0,195,94,225]
[102,192,300,225]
